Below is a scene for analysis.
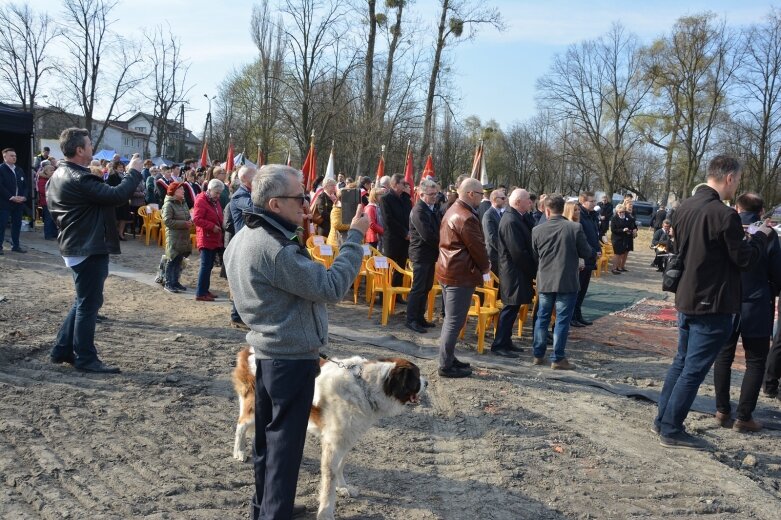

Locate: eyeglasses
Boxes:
[275,195,307,203]
[468,191,482,196]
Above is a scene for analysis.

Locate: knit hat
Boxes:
[167,181,183,196]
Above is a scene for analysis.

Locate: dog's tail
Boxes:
[233,346,255,399]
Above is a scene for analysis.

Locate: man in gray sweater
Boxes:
[225,164,368,520]
[531,194,593,370]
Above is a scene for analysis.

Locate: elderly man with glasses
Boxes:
[225,164,369,519]
[435,177,491,378]
[405,178,442,333]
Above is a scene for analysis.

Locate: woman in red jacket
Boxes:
[364,187,384,248]
[193,179,225,301]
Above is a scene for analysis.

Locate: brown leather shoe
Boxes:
[715,411,733,428]
[551,358,576,370]
[533,357,545,366]
[733,418,762,433]
[195,294,215,302]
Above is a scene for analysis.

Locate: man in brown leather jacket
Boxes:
[435,177,490,377]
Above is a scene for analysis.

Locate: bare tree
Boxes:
[0,3,58,120]
[142,24,191,157]
[418,0,504,166]
[537,23,651,196]
[61,0,145,149]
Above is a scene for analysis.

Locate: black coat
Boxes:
[651,209,667,230]
[736,211,781,337]
[380,190,411,261]
[674,186,767,315]
[481,206,501,273]
[578,205,601,270]
[0,162,25,210]
[409,200,441,264]
[497,207,536,305]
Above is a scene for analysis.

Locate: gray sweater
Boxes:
[532,215,593,293]
[224,213,364,360]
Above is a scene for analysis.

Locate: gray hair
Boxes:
[509,188,529,206]
[237,165,257,185]
[59,127,91,158]
[207,179,225,192]
[252,164,302,208]
[379,175,391,188]
[419,178,438,191]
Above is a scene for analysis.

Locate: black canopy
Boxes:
[0,103,34,211]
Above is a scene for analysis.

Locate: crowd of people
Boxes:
[7,128,781,516]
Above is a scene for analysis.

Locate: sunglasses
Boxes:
[275,195,307,203]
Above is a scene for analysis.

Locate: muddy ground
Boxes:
[1,228,780,519]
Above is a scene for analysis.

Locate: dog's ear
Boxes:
[383,359,421,403]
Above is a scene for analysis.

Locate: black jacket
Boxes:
[379,190,411,258]
[736,211,781,337]
[481,206,501,273]
[651,209,667,230]
[0,162,25,210]
[47,161,142,256]
[409,199,441,264]
[578,205,601,270]
[497,207,536,305]
[673,186,767,315]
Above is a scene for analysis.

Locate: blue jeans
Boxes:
[51,255,109,367]
[0,204,22,249]
[532,292,577,362]
[251,359,319,520]
[42,205,57,239]
[196,248,217,296]
[654,312,733,437]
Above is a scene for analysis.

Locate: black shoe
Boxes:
[292,504,307,518]
[659,432,709,451]
[419,319,436,328]
[438,365,472,378]
[75,360,121,374]
[570,319,585,328]
[763,387,779,398]
[95,314,108,323]
[578,317,593,326]
[651,423,660,435]
[453,357,471,369]
[395,298,407,305]
[506,343,524,353]
[154,276,165,285]
[173,283,188,291]
[405,321,427,333]
[51,354,75,365]
[11,246,26,253]
[490,348,519,358]
[164,285,181,294]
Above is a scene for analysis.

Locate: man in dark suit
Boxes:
[0,147,28,254]
[572,191,601,327]
[380,173,412,287]
[651,206,667,230]
[481,189,506,275]
[476,184,493,222]
[490,188,536,357]
[405,179,442,333]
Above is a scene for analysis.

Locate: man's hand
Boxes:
[127,153,143,172]
[755,221,775,237]
[350,203,370,235]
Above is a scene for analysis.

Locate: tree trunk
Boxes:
[419,0,449,163]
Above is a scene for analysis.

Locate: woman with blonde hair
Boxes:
[563,200,581,223]
[364,187,384,248]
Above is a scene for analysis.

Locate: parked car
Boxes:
[612,196,657,227]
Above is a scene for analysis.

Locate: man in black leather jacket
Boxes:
[47,128,143,374]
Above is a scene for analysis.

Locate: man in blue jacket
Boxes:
[0,147,28,254]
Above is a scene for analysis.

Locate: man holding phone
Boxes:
[47,129,143,373]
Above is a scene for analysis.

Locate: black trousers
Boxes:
[251,359,319,520]
[713,323,769,421]
[492,304,521,350]
[574,268,592,321]
[765,325,781,395]
[407,261,435,324]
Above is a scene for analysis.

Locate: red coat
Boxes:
[192,191,224,250]
[364,202,383,244]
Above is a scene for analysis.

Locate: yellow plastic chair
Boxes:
[139,205,160,246]
[366,256,412,326]
[306,235,327,249]
[595,242,614,277]
[426,281,442,323]
[311,244,338,269]
[352,245,374,304]
[459,289,501,354]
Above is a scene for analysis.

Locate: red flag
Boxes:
[302,138,317,192]
[422,154,435,180]
[375,153,385,185]
[404,145,415,201]
[199,140,210,168]
[226,141,235,172]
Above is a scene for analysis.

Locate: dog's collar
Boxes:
[323,355,379,412]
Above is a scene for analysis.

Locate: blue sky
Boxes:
[29,0,776,133]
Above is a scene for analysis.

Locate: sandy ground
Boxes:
[1,227,780,519]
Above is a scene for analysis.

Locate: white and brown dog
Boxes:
[232,347,427,520]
